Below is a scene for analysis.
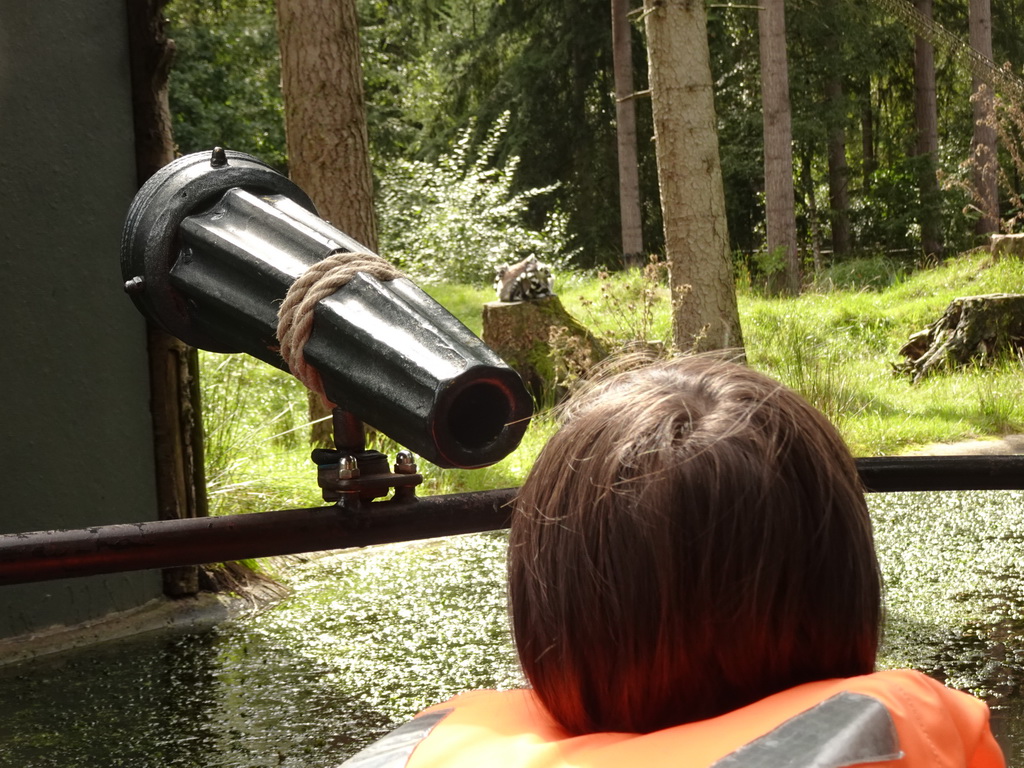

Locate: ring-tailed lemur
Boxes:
[494,256,555,302]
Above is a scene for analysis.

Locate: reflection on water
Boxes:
[0,492,1022,766]
[0,629,371,768]
[873,490,1024,765]
[0,533,519,768]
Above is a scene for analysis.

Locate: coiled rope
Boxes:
[277,250,405,407]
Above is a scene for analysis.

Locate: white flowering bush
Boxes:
[377,112,571,285]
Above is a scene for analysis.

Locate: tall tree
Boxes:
[612,0,644,267]
[787,0,890,259]
[824,67,851,256]
[126,0,206,597]
[276,0,377,444]
[913,0,943,257]
[758,0,799,294]
[276,0,377,250]
[643,0,743,353]
[860,80,877,190]
[969,0,999,235]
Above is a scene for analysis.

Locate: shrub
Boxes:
[377,112,572,285]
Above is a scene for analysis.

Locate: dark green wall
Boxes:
[0,1,164,636]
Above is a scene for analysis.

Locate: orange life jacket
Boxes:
[341,669,1004,768]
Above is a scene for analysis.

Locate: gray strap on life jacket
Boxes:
[338,709,454,768]
[711,692,903,768]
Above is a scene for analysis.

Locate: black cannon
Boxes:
[121,148,532,471]
[0,149,538,585]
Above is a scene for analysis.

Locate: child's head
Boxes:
[508,356,881,735]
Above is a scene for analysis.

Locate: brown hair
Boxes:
[508,356,881,735]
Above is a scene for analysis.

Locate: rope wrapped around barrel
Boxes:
[276,250,405,408]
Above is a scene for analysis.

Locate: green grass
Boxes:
[199,251,1024,513]
[556,262,675,351]
[420,283,492,338]
[741,252,1024,454]
[199,352,323,515]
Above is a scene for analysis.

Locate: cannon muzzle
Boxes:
[121,149,532,469]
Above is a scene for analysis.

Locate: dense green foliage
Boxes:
[407,0,644,265]
[376,113,571,284]
[167,0,285,169]
[165,0,1024,274]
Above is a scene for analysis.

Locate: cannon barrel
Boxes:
[121,149,532,468]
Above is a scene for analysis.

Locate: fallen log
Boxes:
[895,293,1024,382]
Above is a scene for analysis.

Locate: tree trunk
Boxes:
[482,297,606,405]
[126,0,205,598]
[612,0,644,268]
[800,152,824,275]
[126,0,175,183]
[896,294,1024,382]
[276,0,377,447]
[825,76,851,257]
[277,0,376,248]
[861,81,877,191]
[758,0,799,295]
[970,0,999,236]
[913,0,944,258]
[643,0,744,354]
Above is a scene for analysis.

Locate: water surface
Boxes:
[1,491,1022,766]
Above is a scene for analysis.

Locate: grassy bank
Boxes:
[200,251,1024,514]
[739,252,1024,455]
